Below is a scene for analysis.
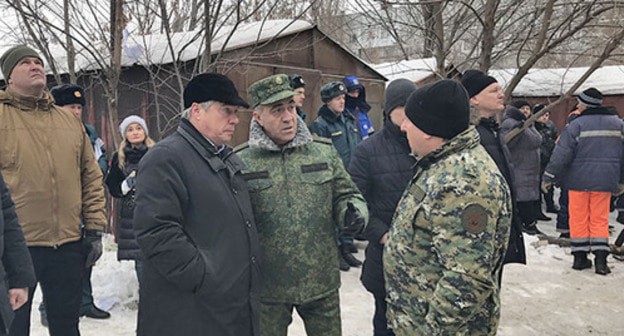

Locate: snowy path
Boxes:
[27,215,624,335]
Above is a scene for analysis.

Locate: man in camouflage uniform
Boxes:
[236,74,368,336]
[383,80,512,335]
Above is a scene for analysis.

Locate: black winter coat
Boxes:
[105,146,148,261]
[348,120,415,294]
[133,119,261,336]
[476,118,526,265]
[535,121,558,172]
[0,173,36,334]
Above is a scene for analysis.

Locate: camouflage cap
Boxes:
[247,74,297,108]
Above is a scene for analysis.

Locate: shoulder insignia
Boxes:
[412,185,426,203]
[233,142,250,153]
[461,204,488,234]
[312,135,333,145]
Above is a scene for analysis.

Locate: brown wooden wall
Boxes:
[71,27,387,152]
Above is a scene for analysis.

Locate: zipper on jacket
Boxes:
[281,151,291,208]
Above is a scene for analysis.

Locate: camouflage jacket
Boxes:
[235,118,368,304]
[383,126,512,336]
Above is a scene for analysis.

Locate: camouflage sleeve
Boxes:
[328,145,368,229]
[422,182,511,333]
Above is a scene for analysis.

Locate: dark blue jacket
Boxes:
[348,119,415,294]
[309,105,361,168]
[545,107,624,192]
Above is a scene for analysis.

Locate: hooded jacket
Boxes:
[0,89,106,246]
[500,106,542,202]
[236,117,367,304]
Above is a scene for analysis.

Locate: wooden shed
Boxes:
[44,20,388,148]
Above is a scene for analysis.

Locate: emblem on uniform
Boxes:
[339,85,344,91]
[276,76,283,85]
[461,204,488,234]
[74,91,82,98]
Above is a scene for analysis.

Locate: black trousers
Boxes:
[517,201,538,226]
[10,241,84,336]
[372,291,394,336]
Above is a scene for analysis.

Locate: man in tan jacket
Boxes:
[0,45,106,336]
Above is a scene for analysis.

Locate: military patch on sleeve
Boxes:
[413,186,426,203]
[461,204,488,234]
[301,162,329,173]
[241,171,269,180]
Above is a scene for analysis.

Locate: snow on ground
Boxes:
[27,211,624,335]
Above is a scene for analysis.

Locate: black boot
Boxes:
[338,251,350,271]
[594,250,611,275]
[617,212,624,225]
[82,305,111,319]
[341,245,362,267]
[347,243,358,254]
[536,211,551,221]
[572,251,593,270]
[522,222,542,235]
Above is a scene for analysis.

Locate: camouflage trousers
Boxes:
[260,290,341,336]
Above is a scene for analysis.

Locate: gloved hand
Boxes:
[614,183,624,196]
[541,180,552,194]
[121,171,137,195]
[344,202,365,236]
[83,230,103,268]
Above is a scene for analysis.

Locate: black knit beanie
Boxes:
[460,69,497,98]
[577,87,603,108]
[512,99,530,109]
[384,79,417,116]
[405,79,470,139]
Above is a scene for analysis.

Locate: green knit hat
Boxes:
[0,45,43,80]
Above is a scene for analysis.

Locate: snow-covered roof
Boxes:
[491,66,624,96]
[0,20,315,80]
[372,58,624,96]
[127,20,314,67]
[372,58,438,84]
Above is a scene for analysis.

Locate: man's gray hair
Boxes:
[181,100,215,119]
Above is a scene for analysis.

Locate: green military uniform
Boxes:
[383,126,512,336]
[236,75,368,336]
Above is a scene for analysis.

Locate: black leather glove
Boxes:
[344,202,365,236]
[83,230,103,268]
